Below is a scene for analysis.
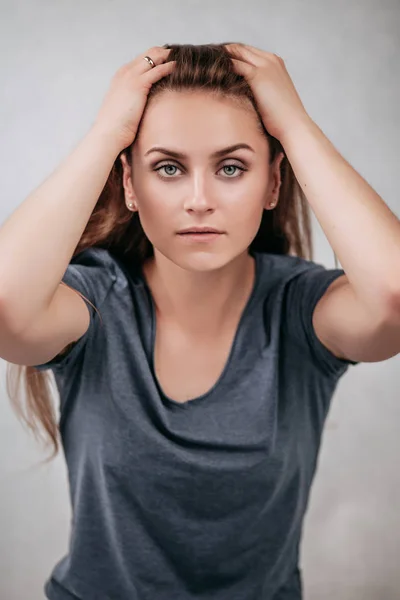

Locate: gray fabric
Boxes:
[35,247,358,600]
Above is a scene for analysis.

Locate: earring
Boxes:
[269,201,276,208]
[128,202,134,209]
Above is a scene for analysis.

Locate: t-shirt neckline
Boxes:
[140,252,262,408]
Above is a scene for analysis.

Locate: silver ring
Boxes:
[143,55,156,68]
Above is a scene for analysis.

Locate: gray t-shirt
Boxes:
[35,247,358,600]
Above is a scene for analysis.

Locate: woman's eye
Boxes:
[154,163,246,179]
[156,164,180,177]
[221,165,243,177]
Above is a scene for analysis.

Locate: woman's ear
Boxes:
[273,151,285,192]
[120,152,137,210]
[265,151,285,210]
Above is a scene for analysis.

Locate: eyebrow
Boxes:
[144,143,255,159]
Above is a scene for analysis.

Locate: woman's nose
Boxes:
[182,175,216,211]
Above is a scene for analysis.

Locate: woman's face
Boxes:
[121,91,284,272]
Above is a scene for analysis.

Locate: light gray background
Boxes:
[1,1,399,599]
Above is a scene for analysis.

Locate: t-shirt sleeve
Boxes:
[33,248,116,372]
[281,263,360,378]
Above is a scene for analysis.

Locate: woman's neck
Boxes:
[142,251,256,338]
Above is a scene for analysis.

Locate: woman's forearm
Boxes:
[0,125,122,333]
[281,117,400,316]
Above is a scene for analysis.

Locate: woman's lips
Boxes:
[177,232,224,242]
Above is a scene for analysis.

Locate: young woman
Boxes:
[1,43,400,600]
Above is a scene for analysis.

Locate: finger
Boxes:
[123,47,172,73]
[142,60,176,85]
[224,43,264,67]
[140,45,172,62]
[225,43,281,66]
[229,57,256,79]
[241,44,277,60]
[234,42,265,56]
[247,47,285,65]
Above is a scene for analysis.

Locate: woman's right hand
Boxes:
[92,46,175,152]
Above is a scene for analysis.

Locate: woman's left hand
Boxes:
[224,43,311,143]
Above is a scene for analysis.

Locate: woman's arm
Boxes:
[281,118,400,363]
[0,126,121,334]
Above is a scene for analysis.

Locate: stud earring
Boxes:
[128,202,134,209]
[269,201,276,208]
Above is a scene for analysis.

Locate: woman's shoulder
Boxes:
[255,251,326,286]
[70,246,143,287]
[71,246,121,270]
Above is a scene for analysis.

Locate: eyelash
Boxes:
[154,162,247,180]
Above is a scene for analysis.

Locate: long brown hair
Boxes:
[6,42,330,462]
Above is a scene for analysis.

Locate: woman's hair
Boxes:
[6,42,336,462]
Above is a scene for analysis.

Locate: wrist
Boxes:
[87,124,126,160]
[278,114,317,150]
